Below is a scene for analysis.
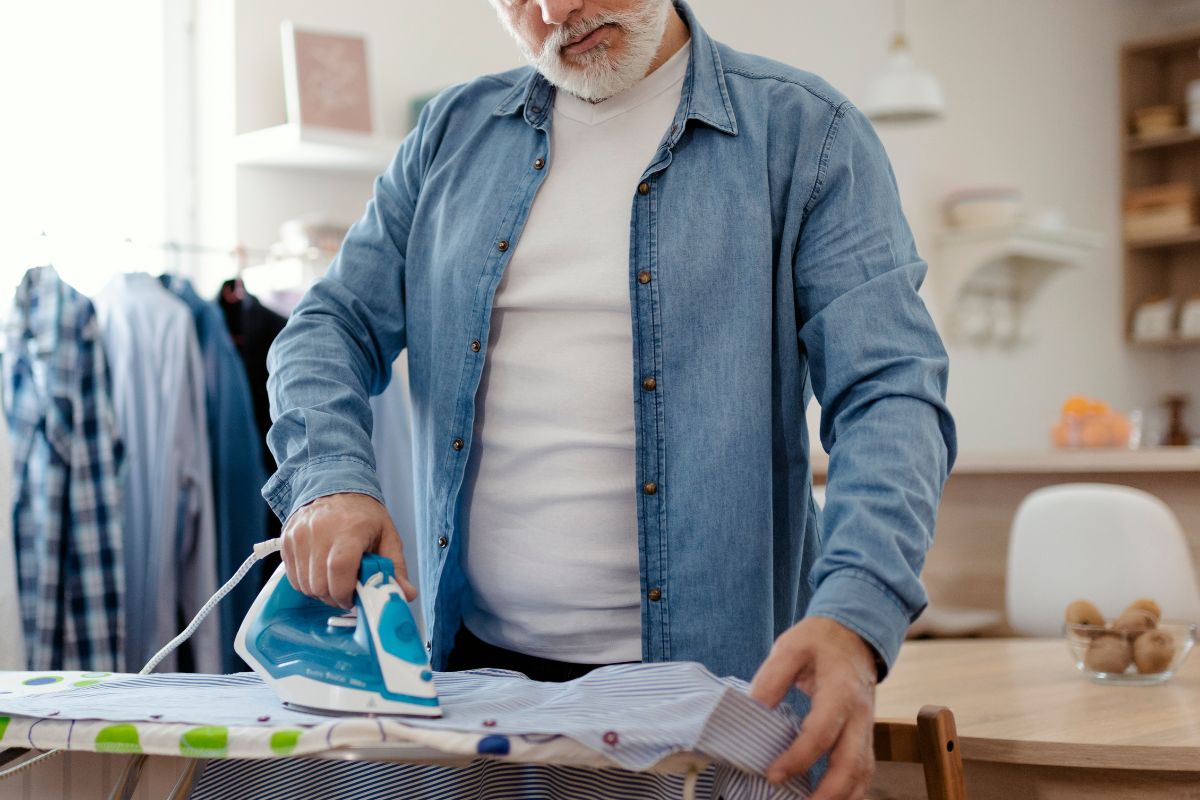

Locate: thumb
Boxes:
[375,518,419,602]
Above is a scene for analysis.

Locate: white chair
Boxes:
[1005,483,1200,636]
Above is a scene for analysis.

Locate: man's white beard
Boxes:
[498,1,672,103]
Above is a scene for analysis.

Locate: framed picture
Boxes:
[281,22,374,135]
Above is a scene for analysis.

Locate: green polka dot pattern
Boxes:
[269,730,301,756]
[95,724,142,754]
[180,726,229,758]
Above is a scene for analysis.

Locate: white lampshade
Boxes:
[862,36,946,124]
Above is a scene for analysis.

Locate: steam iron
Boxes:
[235,553,441,717]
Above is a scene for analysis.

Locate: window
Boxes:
[0,0,186,297]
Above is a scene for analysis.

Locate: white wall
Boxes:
[217,0,1192,452]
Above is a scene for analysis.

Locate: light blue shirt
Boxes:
[162,275,269,673]
[263,0,956,681]
[94,273,221,673]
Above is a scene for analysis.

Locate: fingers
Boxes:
[809,704,875,800]
[327,542,361,610]
[374,520,418,602]
[281,514,309,595]
[750,636,812,710]
[279,493,418,608]
[767,692,845,783]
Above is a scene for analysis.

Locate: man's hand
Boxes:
[749,617,878,799]
[280,492,418,609]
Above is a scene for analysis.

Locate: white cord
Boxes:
[0,539,283,783]
[140,538,282,675]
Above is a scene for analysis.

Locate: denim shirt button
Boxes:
[647,587,662,601]
[533,157,545,170]
[497,240,509,252]
[641,376,657,391]
[642,481,657,495]
[638,182,650,195]
[470,340,481,353]
[637,271,651,285]
[437,536,449,549]
[452,437,464,451]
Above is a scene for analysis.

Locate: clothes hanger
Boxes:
[220,244,248,306]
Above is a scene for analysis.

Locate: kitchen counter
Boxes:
[812,447,1200,477]
[813,448,1200,636]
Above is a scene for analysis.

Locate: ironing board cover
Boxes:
[0,663,812,800]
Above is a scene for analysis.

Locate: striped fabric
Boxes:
[0,663,812,798]
[192,759,719,800]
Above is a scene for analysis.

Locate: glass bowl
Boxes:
[1064,619,1196,685]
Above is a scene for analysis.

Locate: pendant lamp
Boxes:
[862,0,945,124]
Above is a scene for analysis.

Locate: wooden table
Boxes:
[869,638,1200,799]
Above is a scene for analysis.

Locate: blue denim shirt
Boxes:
[263,0,956,681]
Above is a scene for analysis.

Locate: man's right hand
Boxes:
[280,492,418,609]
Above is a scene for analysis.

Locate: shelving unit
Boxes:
[1120,28,1200,347]
[1125,227,1200,249]
[235,123,401,174]
[1126,129,1200,152]
[936,224,1100,301]
[934,223,1100,345]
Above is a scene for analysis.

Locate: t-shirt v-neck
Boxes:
[553,39,691,127]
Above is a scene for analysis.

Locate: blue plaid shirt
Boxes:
[3,266,126,670]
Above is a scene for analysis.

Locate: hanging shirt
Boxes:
[162,275,268,672]
[459,43,691,663]
[218,288,288,547]
[3,266,125,670]
[93,273,221,673]
[0,377,27,670]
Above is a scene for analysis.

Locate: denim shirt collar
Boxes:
[492,0,738,138]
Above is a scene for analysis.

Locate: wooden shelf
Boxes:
[812,447,1200,477]
[1123,26,1200,57]
[1130,335,1200,348]
[234,123,401,174]
[1124,228,1200,249]
[1127,129,1200,151]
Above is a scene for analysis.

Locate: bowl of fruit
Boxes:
[1064,599,1196,684]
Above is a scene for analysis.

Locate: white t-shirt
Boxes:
[460,42,691,663]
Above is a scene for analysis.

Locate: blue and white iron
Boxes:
[236,554,441,717]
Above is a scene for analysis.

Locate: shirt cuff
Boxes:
[804,568,920,681]
[262,456,385,523]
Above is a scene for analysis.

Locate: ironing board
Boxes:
[0,666,814,799]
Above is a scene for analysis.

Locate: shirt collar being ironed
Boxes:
[492,0,738,139]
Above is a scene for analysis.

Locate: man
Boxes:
[264,0,956,796]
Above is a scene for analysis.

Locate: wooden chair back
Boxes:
[873,705,967,800]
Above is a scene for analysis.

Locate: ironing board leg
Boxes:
[0,748,28,768]
[107,753,148,800]
[167,758,207,800]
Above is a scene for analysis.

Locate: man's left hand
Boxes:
[749,616,878,799]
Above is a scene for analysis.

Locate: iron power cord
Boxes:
[0,539,283,783]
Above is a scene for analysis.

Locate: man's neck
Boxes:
[643,6,690,79]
